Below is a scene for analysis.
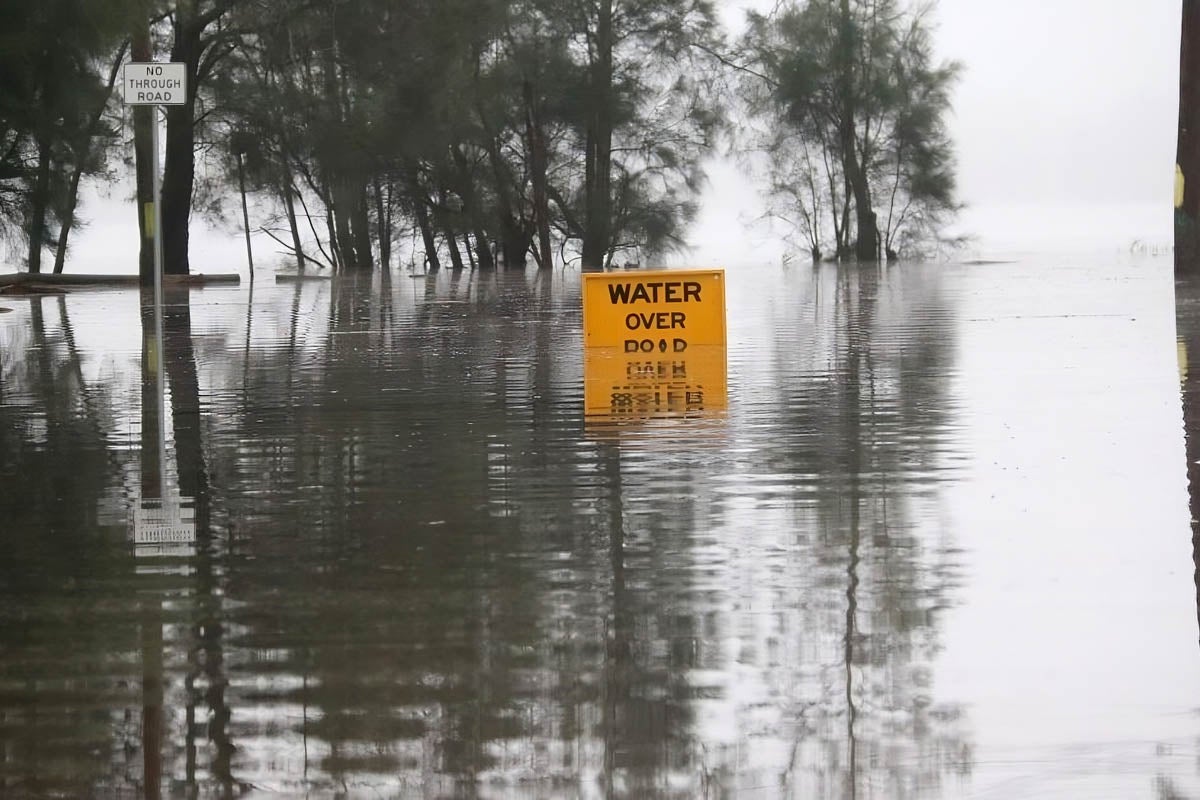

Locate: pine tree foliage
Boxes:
[0,0,131,271]
[739,0,960,261]
[0,0,959,273]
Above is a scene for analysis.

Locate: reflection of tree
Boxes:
[160,268,969,796]
[1176,277,1200,643]
[169,271,716,795]
[195,273,565,791]
[0,288,236,798]
[756,263,971,797]
[1,266,971,797]
[0,296,140,798]
[157,286,237,798]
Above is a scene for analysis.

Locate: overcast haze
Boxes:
[940,0,1175,206]
[692,0,1180,264]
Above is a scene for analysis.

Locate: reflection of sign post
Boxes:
[123,63,186,512]
[131,496,197,559]
[582,269,727,419]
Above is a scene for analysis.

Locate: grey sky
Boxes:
[935,0,1176,207]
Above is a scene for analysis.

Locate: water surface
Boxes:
[0,258,1195,798]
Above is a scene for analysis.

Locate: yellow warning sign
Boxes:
[582,269,726,351]
[584,345,727,418]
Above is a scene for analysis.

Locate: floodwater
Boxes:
[0,257,1196,799]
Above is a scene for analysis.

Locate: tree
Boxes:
[132,6,155,282]
[206,0,336,272]
[1179,0,1200,273]
[875,5,959,260]
[53,41,129,275]
[0,0,132,273]
[175,0,723,277]
[740,0,959,261]
[160,0,242,275]
[211,0,499,274]
[577,0,723,269]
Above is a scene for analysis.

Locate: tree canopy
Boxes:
[0,0,132,272]
[740,0,960,261]
[0,0,960,275]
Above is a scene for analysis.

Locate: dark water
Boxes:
[0,259,1196,798]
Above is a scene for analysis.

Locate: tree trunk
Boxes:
[853,201,878,261]
[27,137,51,274]
[407,167,440,273]
[133,21,155,284]
[500,215,532,269]
[1180,0,1200,273]
[52,169,82,275]
[281,177,305,273]
[433,197,465,272]
[54,43,127,275]
[271,61,307,273]
[322,206,339,270]
[524,79,553,270]
[162,1,238,276]
[478,118,531,270]
[838,0,878,262]
[331,181,357,270]
[446,227,465,272]
[471,230,493,270]
[236,151,254,281]
[581,0,614,272]
[451,146,494,271]
[161,12,203,276]
[413,199,441,274]
[351,182,373,271]
[374,178,391,271]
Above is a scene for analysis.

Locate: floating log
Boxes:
[0,283,67,296]
[275,273,332,283]
[0,272,240,289]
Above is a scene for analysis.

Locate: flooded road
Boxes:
[0,258,1196,798]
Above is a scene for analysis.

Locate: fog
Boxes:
[691,0,1180,265]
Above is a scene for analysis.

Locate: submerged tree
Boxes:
[740,0,959,261]
[202,0,725,274]
[0,0,132,273]
[876,6,959,259]
[159,0,244,275]
[544,0,725,269]
[2,0,727,275]
[1180,0,1200,273]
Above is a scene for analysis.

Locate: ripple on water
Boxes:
[0,260,1195,797]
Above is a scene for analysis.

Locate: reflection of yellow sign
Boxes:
[582,269,726,351]
[1180,338,1189,385]
[584,345,727,417]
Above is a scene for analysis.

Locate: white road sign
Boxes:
[123,63,187,106]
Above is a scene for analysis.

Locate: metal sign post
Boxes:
[123,61,186,295]
[150,114,167,505]
[123,63,187,521]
